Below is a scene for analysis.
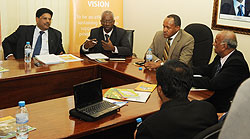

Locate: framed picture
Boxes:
[212,0,250,35]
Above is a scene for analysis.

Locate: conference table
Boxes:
[0,54,214,138]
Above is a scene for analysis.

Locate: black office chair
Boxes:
[193,122,224,139]
[184,23,213,67]
[126,30,136,57]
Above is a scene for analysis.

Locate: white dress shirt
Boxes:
[167,30,179,46]
[31,26,49,56]
[220,50,235,68]
[234,0,245,15]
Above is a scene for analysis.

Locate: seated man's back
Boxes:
[136,99,217,139]
[135,60,218,139]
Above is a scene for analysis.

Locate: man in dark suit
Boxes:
[193,30,249,112]
[135,60,218,139]
[2,8,65,60]
[80,10,131,57]
[220,0,250,16]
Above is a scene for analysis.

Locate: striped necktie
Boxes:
[214,61,221,77]
[163,38,172,60]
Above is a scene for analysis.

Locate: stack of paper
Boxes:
[85,53,109,60]
[58,54,83,62]
[0,116,36,139]
[35,54,83,65]
[0,67,9,73]
[35,54,64,65]
[104,88,151,103]
[135,82,157,92]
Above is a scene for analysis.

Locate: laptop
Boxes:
[70,78,120,121]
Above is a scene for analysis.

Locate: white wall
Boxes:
[123,0,250,65]
[0,0,69,59]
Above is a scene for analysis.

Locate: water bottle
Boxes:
[24,42,31,63]
[16,101,29,139]
[146,48,153,62]
[136,117,142,128]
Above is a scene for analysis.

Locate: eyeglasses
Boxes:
[101,20,114,24]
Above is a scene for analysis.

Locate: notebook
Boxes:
[70,78,120,121]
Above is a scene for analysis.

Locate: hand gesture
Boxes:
[101,38,115,51]
[84,39,98,49]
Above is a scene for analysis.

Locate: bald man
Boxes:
[80,10,131,57]
[193,30,249,112]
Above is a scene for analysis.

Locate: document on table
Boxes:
[35,54,83,65]
[104,88,151,103]
[85,53,109,60]
[35,54,64,65]
[190,87,208,91]
[57,54,83,62]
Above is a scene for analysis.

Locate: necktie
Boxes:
[105,34,109,42]
[33,31,44,57]
[163,38,172,60]
[237,4,244,16]
[214,61,221,77]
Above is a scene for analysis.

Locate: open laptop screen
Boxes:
[73,78,103,109]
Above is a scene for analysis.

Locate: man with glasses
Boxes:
[192,30,249,112]
[2,8,65,60]
[80,10,131,57]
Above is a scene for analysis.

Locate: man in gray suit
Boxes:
[144,14,194,69]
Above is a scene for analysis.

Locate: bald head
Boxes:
[214,30,237,57]
[219,31,237,49]
[101,10,114,20]
[101,10,115,33]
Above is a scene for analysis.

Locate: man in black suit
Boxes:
[2,8,65,60]
[80,10,131,57]
[135,60,218,139]
[220,0,250,16]
[193,30,249,112]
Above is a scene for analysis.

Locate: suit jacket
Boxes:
[148,29,194,65]
[220,0,250,16]
[193,50,250,112]
[2,25,65,59]
[136,99,218,139]
[80,25,132,57]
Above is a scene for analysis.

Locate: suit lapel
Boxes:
[99,26,105,41]
[222,50,237,67]
[26,26,35,47]
[48,28,53,53]
[97,27,105,52]
[168,30,182,58]
[215,50,237,75]
[110,26,117,45]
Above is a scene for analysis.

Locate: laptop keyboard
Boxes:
[80,101,116,115]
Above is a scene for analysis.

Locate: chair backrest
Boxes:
[126,30,135,55]
[184,23,213,67]
[218,78,250,139]
[193,122,223,139]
